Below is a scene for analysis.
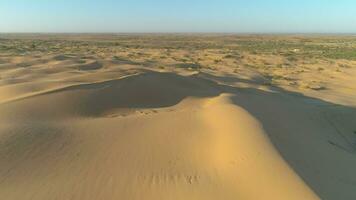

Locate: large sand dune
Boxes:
[0,71,319,200]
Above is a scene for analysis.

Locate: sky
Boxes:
[0,0,356,33]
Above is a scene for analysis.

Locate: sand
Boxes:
[1,35,356,200]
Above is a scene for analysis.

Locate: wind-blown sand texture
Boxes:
[0,34,356,200]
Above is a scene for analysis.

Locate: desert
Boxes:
[0,34,356,199]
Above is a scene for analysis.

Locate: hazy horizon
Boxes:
[1,0,356,33]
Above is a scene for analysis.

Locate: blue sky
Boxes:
[0,0,356,33]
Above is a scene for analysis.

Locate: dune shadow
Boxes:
[218,82,356,200]
[0,71,220,119]
[53,54,73,61]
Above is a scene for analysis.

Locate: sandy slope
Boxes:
[0,71,320,200]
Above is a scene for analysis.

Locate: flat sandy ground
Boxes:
[0,34,356,200]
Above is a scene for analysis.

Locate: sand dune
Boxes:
[0,72,320,200]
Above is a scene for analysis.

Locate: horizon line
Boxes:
[1,32,356,35]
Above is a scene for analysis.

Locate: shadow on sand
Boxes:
[207,72,356,200]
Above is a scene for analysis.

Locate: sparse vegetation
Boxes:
[0,34,355,91]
